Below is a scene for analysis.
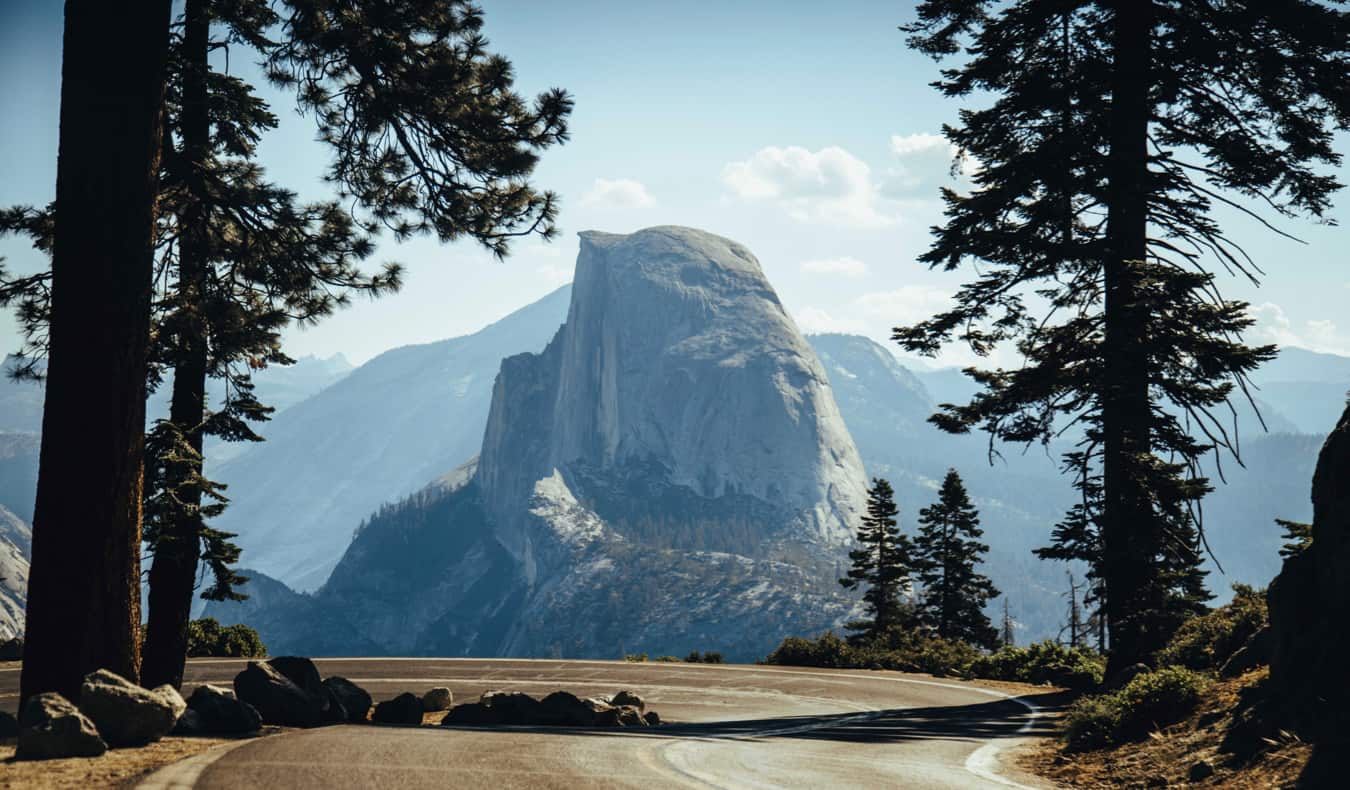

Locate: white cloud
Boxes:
[882,132,978,196]
[579,177,655,209]
[793,306,867,335]
[854,285,954,325]
[1249,302,1350,355]
[800,256,868,278]
[720,145,894,228]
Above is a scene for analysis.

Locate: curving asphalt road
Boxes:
[2,657,1061,788]
[162,658,1059,789]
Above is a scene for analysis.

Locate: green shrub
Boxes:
[702,651,724,664]
[763,629,978,676]
[1064,694,1124,751]
[967,640,1104,689]
[184,618,266,658]
[623,653,649,663]
[763,631,853,668]
[685,650,703,663]
[1063,666,1211,751]
[1155,584,1267,671]
[656,655,681,662]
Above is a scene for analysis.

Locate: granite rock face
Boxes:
[1268,399,1350,734]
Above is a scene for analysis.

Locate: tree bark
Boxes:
[1101,0,1159,675]
[20,0,172,703]
[142,0,210,691]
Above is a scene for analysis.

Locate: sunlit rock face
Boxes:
[211,227,870,660]
[478,226,867,569]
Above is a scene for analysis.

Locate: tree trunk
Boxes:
[1101,0,1158,675]
[142,0,210,691]
[20,0,172,703]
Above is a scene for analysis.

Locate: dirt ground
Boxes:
[0,735,244,789]
[1021,668,1312,789]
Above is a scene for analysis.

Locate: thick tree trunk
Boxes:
[1101,0,1159,675]
[142,0,211,691]
[20,0,172,703]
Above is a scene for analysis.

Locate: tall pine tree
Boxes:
[900,1,1350,671]
[912,470,1000,649]
[840,478,914,643]
[15,0,173,703]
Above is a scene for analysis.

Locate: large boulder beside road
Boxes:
[182,684,262,734]
[421,687,453,712]
[78,669,185,746]
[323,676,373,722]
[372,692,424,726]
[234,660,326,727]
[16,692,107,760]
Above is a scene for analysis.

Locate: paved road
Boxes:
[2,658,1060,788]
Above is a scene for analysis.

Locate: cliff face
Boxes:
[211,227,870,660]
[479,227,866,563]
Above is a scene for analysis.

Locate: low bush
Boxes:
[184,618,266,658]
[1063,666,1211,751]
[656,655,682,662]
[763,631,854,668]
[1155,584,1267,671]
[683,650,725,664]
[623,653,649,663]
[763,629,980,676]
[968,640,1105,690]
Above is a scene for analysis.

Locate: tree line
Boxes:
[895,0,1350,675]
[0,0,571,703]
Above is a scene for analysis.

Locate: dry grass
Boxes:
[0,735,239,789]
[1022,668,1312,789]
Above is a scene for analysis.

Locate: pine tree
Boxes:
[14,0,173,703]
[1061,572,1086,649]
[912,470,1000,649]
[839,478,913,643]
[1000,599,1016,648]
[900,1,1350,672]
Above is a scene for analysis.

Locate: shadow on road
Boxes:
[440,690,1070,746]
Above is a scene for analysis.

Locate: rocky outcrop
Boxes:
[77,669,185,746]
[1268,400,1350,734]
[16,692,107,760]
[234,660,327,728]
[440,689,660,728]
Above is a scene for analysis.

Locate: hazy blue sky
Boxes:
[2,0,1347,368]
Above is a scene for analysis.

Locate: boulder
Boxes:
[185,684,262,734]
[537,691,595,727]
[481,690,543,725]
[372,692,424,726]
[616,706,647,726]
[1188,760,1215,782]
[1220,627,1272,678]
[1103,663,1151,692]
[234,660,325,728]
[266,656,325,696]
[643,710,661,726]
[15,692,107,760]
[171,708,204,735]
[0,709,18,737]
[78,669,185,746]
[592,706,622,727]
[0,637,22,661]
[610,690,645,711]
[441,702,500,726]
[323,677,372,722]
[421,687,453,712]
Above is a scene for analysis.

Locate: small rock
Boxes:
[234,660,326,728]
[643,710,661,726]
[421,687,453,712]
[0,637,22,661]
[1188,760,1215,782]
[1104,663,1151,692]
[1146,775,1168,788]
[616,706,646,726]
[593,706,622,727]
[610,690,645,711]
[186,684,262,734]
[16,692,107,760]
[0,709,18,737]
[372,693,424,726]
[323,677,372,723]
[537,691,594,726]
[78,669,186,746]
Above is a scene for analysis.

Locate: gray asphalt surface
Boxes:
[1,658,1060,788]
